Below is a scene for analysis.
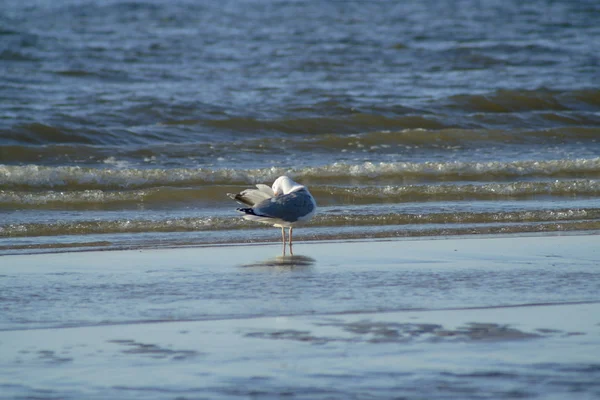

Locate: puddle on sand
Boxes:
[243,319,577,345]
[107,339,202,361]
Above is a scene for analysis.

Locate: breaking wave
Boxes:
[2,208,598,238]
[2,158,599,190]
[1,180,599,209]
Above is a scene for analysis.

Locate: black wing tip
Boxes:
[236,208,271,219]
[236,207,256,215]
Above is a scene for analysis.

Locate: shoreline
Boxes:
[2,228,599,257]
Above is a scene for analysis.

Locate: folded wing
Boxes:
[239,189,315,223]
[227,184,275,206]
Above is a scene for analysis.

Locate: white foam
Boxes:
[1,158,599,189]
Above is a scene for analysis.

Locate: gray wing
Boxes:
[252,189,315,222]
[227,184,274,206]
[255,184,275,197]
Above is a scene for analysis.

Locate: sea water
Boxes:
[1,0,600,254]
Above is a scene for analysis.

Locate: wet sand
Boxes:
[1,233,599,399]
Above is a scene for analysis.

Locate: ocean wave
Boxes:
[0,189,148,208]
[3,123,110,146]
[314,208,599,227]
[304,127,600,150]
[1,159,599,190]
[320,180,600,203]
[0,217,244,238]
[0,144,109,164]
[204,114,450,134]
[1,126,598,168]
[571,89,600,108]
[2,208,597,238]
[4,114,451,147]
[0,49,39,61]
[2,89,598,149]
[2,122,596,159]
[2,180,599,209]
[447,89,600,113]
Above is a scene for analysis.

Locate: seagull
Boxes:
[228,176,317,248]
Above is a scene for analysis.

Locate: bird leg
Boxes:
[281,227,286,256]
[288,227,293,245]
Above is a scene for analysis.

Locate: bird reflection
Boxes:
[240,254,316,269]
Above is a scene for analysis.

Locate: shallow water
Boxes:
[1,0,600,253]
[1,236,599,399]
[1,235,599,330]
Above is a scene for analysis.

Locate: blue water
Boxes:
[1,0,599,252]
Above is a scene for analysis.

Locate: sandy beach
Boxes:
[1,233,599,399]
